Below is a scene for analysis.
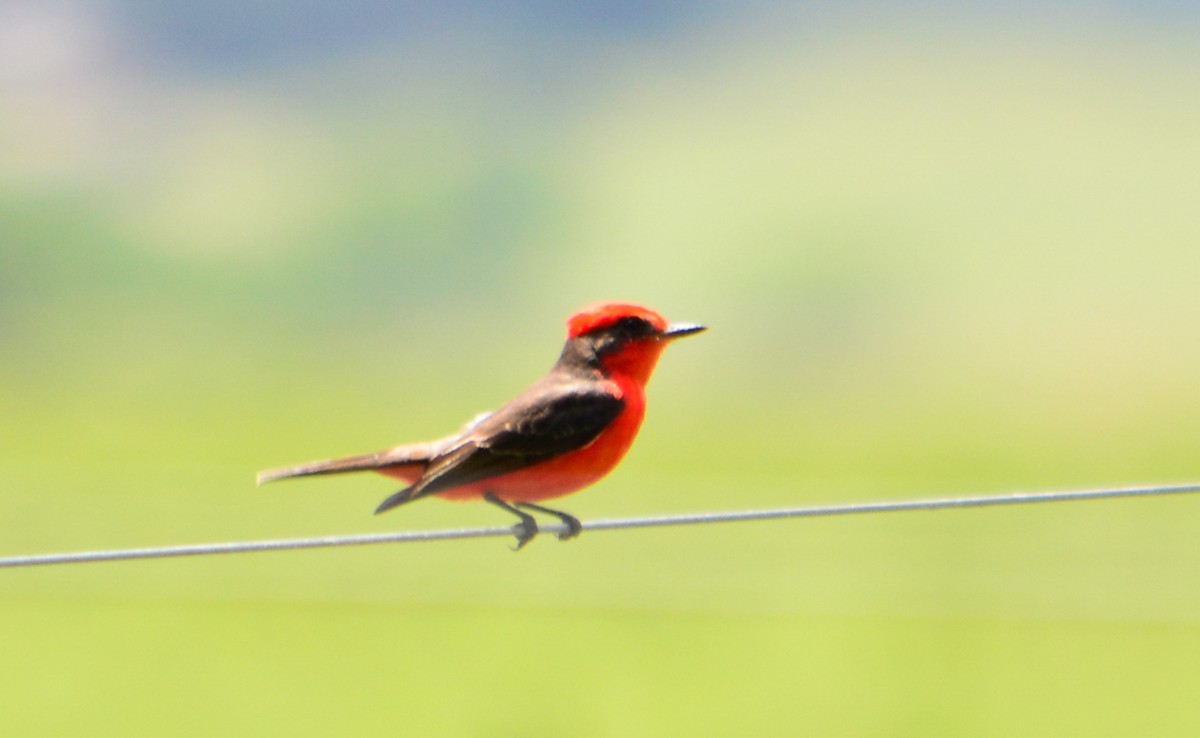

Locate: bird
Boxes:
[257,301,705,548]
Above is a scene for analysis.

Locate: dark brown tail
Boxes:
[258,438,445,486]
[258,434,452,486]
[256,452,402,485]
[374,485,419,514]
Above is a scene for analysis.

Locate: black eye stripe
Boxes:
[614,316,653,334]
[582,316,653,338]
[577,316,657,357]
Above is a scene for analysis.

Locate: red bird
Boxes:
[257,301,705,548]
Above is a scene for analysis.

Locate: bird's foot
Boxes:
[510,516,539,551]
[485,492,540,551]
[516,502,582,541]
[554,513,583,541]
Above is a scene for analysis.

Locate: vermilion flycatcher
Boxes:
[257,301,705,548]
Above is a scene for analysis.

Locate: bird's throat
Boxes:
[600,341,667,388]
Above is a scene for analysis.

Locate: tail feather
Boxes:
[257,440,441,485]
[256,452,393,485]
[374,486,418,514]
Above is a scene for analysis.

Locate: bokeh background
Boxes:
[4,1,1200,735]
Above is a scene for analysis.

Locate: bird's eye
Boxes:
[615,316,650,334]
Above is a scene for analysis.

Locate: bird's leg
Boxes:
[484,492,539,551]
[515,502,583,541]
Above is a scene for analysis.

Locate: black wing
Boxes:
[406,378,624,501]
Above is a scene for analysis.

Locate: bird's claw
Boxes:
[513,501,582,543]
[489,493,583,550]
[510,519,538,551]
[555,515,583,541]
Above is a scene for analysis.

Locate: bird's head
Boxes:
[561,301,705,385]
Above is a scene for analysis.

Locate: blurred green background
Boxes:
[3,2,1200,735]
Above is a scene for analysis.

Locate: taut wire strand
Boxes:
[2,481,1198,569]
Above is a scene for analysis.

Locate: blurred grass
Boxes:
[5,597,1200,738]
[3,14,1200,737]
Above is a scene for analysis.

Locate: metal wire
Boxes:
[2,481,1198,568]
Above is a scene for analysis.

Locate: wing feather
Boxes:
[407,379,623,500]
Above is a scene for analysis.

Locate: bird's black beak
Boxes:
[660,323,706,340]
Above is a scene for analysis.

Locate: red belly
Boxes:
[374,382,646,503]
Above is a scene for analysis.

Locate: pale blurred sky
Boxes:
[3,1,1199,80]
[3,0,1198,333]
